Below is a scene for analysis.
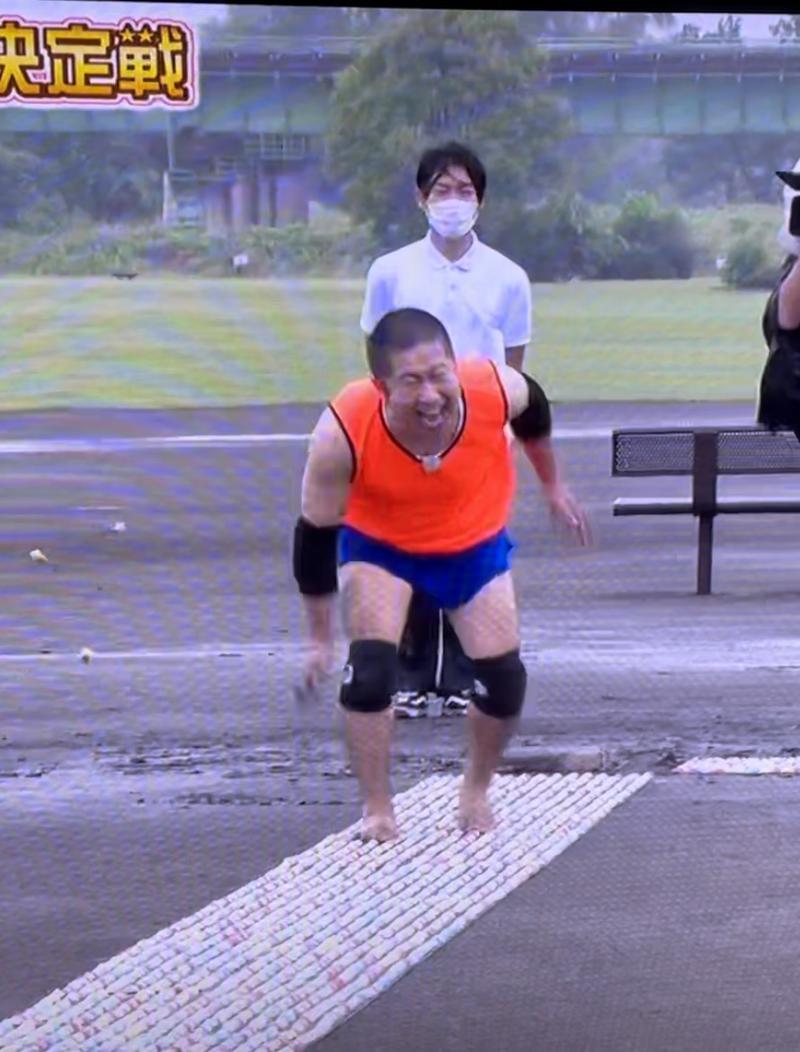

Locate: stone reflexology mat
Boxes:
[0,772,652,1051]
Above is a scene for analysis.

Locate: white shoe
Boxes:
[393,691,428,719]
[442,691,471,716]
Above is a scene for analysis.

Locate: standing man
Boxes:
[360,141,533,718]
[293,308,588,842]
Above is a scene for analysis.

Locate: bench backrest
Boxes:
[613,427,800,477]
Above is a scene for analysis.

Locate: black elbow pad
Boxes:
[293,517,339,595]
[510,373,552,441]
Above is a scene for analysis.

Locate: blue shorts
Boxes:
[338,526,514,610]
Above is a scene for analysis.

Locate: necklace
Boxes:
[420,453,443,473]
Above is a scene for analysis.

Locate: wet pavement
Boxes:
[2,401,800,1047]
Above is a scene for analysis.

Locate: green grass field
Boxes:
[0,275,770,409]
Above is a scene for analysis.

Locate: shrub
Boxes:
[721,231,782,289]
[609,192,695,279]
[0,221,378,277]
[487,194,625,282]
[243,223,376,275]
[483,191,697,281]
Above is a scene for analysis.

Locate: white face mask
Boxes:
[425,199,479,240]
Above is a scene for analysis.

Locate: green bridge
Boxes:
[547,40,800,135]
[4,38,797,229]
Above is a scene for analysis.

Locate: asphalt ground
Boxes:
[3,400,800,1046]
[315,776,800,1052]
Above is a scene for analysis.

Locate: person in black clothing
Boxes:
[758,163,800,441]
[359,143,534,718]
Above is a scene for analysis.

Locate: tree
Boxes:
[714,15,742,41]
[677,23,702,42]
[770,15,800,41]
[664,133,799,205]
[519,12,675,40]
[0,143,62,229]
[204,7,676,44]
[324,10,569,252]
[0,132,165,226]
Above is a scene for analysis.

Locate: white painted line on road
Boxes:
[0,642,305,662]
[0,434,309,455]
[2,637,800,670]
[0,427,611,455]
[72,505,123,512]
[677,756,800,775]
[559,428,609,440]
[0,772,651,1051]
[528,637,800,673]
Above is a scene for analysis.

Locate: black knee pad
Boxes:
[472,649,527,720]
[340,640,398,713]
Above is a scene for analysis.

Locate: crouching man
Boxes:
[293,308,589,842]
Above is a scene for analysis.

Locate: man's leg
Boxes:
[440,613,477,714]
[395,588,441,716]
[446,571,526,832]
[339,561,412,841]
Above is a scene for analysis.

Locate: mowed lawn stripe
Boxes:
[532,279,766,401]
[0,276,769,408]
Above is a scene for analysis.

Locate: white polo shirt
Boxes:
[359,232,533,367]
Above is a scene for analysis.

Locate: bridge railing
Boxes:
[538,36,800,49]
[198,34,800,64]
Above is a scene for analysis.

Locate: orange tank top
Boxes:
[329,359,515,554]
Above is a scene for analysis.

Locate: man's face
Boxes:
[382,339,460,430]
[418,164,480,209]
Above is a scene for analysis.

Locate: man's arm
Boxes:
[496,364,590,544]
[294,408,354,649]
[504,345,526,371]
[300,408,352,527]
[778,258,800,331]
[360,258,390,339]
[497,363,556,486]
[501,273,533,372]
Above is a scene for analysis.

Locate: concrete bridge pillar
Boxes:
[273,167,311,226]
[256,166,312,227]
[203,182,232,236]
[229,172,261,231]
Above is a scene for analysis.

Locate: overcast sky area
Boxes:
[1,4,792,41]
[1,2,227,28]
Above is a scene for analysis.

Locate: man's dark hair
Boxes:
[416,141,487,202]
[367,308,454,379]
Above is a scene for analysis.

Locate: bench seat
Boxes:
[612,426,800,593]
[614,496,800,516]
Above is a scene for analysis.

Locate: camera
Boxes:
[790,196,800,237]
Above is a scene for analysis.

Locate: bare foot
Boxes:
[359,809,399,843]
[458,786,495,833]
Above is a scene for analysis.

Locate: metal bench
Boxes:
[612,426,800,595]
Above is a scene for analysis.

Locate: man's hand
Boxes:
[295,594,337,704]
[544,483,591,546]
[303,638,336,693]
